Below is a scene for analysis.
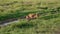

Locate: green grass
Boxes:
[0,17,60,34]
[0,0,60,21]
[0,0,60,34]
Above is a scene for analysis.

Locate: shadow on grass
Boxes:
[0,10,38,21]
[40,14,59,20]
[16,23,35,29]
[0,10,39,25]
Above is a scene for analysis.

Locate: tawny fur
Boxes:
[26,13,39,21]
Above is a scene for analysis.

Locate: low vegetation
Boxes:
[0,0,60,34]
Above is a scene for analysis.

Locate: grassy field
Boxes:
[0,0,60,34]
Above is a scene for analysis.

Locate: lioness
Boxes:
[26,13,39,21]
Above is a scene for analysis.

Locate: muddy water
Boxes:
[0,16,25,27]
[0,18,19,26]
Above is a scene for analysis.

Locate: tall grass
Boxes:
[0,0,60,34]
